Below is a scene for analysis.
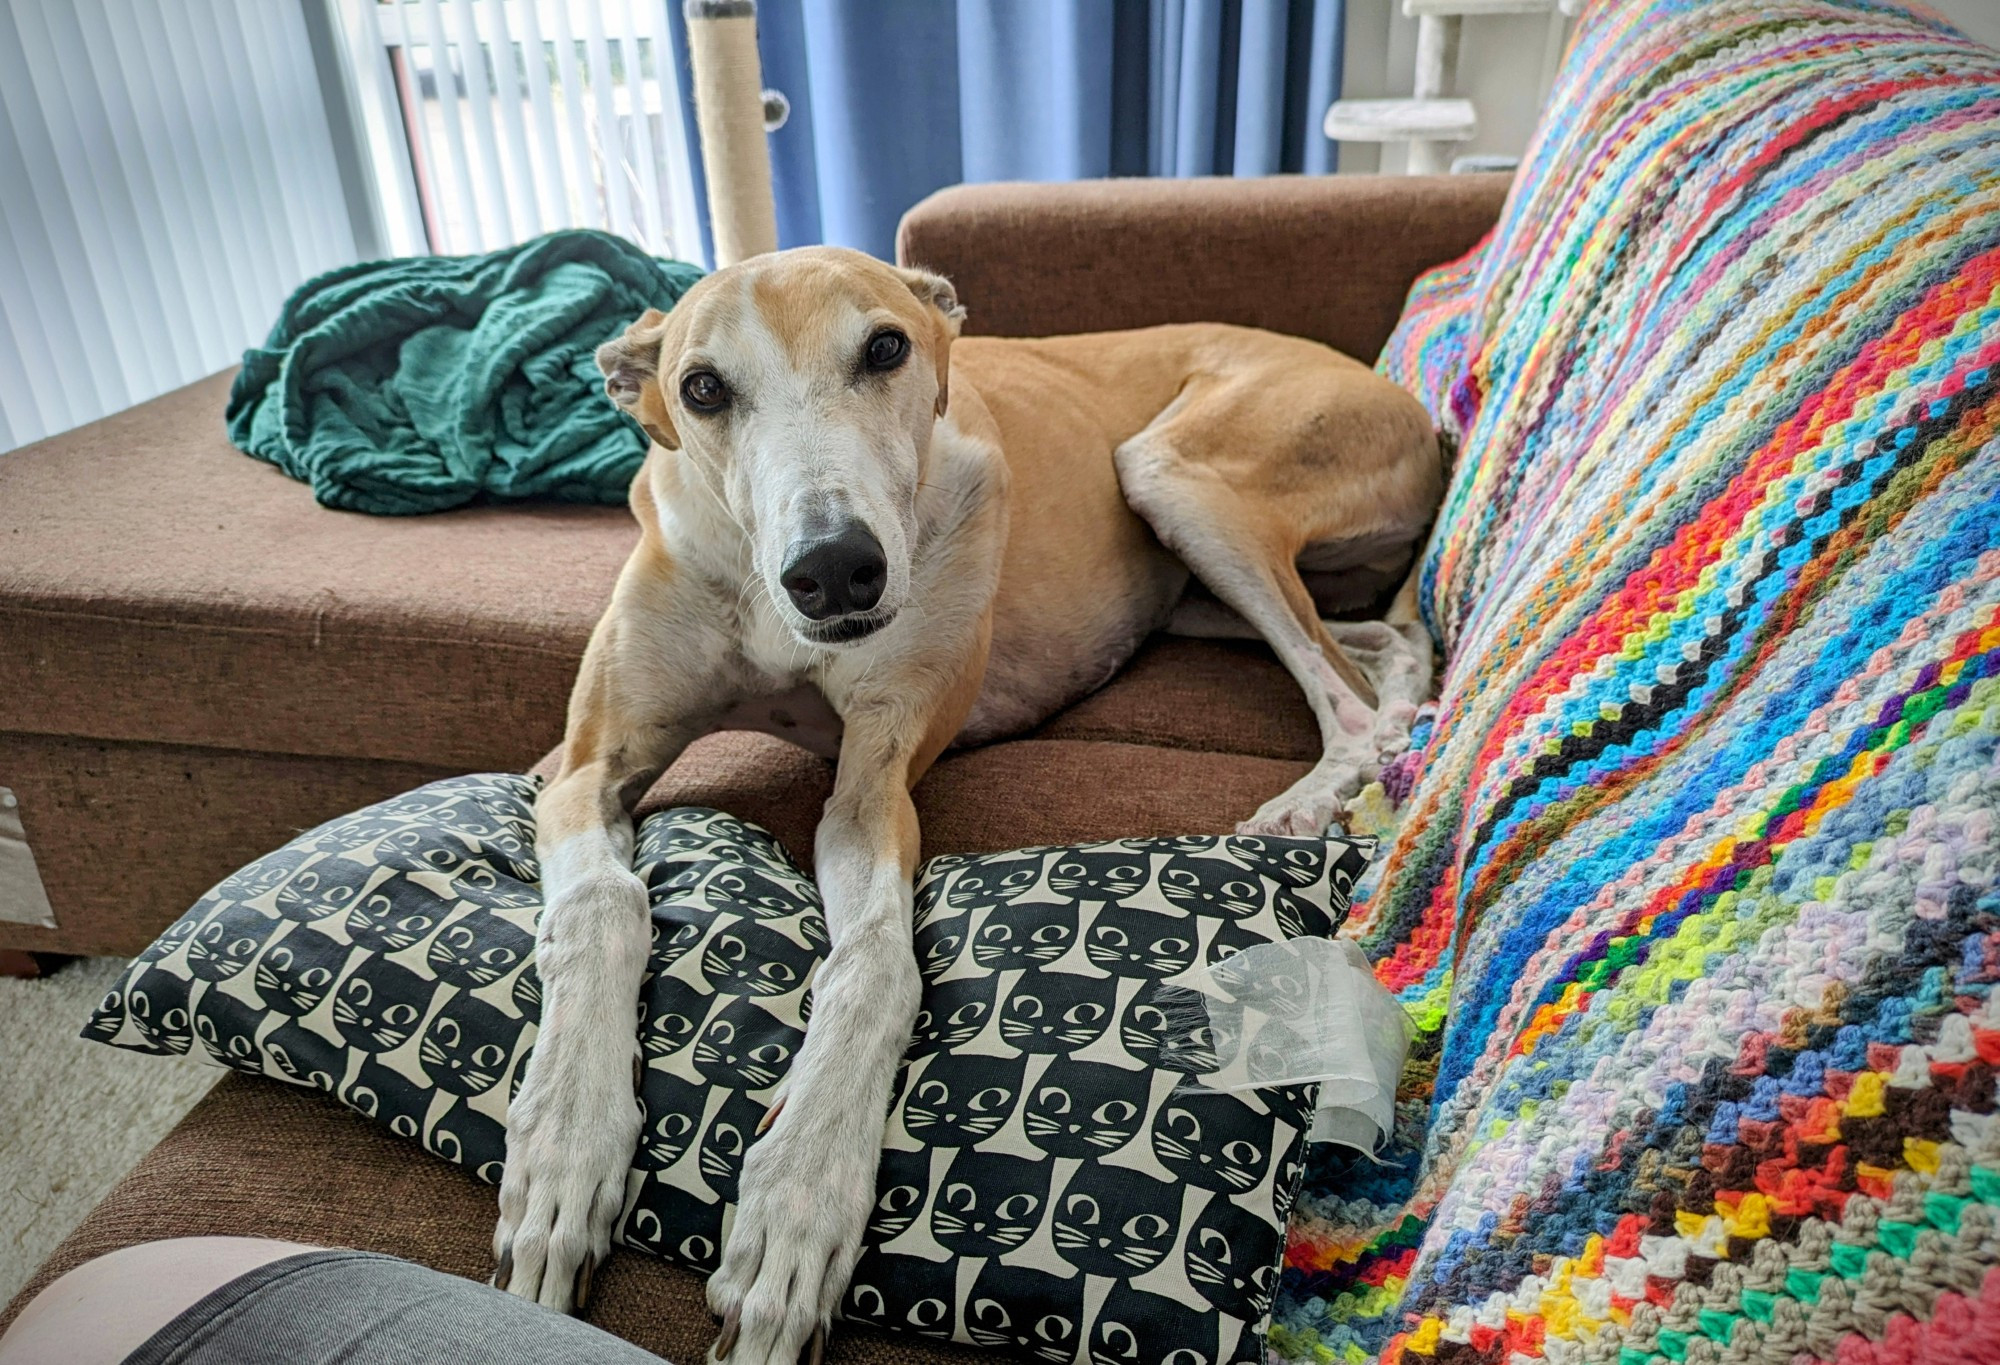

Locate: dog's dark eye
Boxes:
[680,370,728,412]
[864,330,908,372]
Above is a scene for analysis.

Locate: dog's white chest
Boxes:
[709,682,844,760]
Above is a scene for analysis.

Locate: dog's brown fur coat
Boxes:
[492,248,1440,1363]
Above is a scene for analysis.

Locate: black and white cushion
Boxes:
[86,774,1372,1364]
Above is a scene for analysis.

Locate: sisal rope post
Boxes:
[683,0,778,267]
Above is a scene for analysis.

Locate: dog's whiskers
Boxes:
[730,572,760,630]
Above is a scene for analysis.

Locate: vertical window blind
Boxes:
[333,0,703,263]
[0,0,359,453]
[0,0,704,455]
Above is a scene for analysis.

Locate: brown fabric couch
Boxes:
[0,174,1508,1359]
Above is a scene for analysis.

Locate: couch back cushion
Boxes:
[1276,2,2000,1361]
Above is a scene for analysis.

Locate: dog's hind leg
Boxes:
[1115,374,1439,835]
[1339,560,1437,758]
[1123,459,1378,832]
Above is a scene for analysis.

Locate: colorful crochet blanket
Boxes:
[1273,2,2000,1361]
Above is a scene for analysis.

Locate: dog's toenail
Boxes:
[755,1096,786,1136]
[494,1245,513,1292]
[806,1324,826,1365]
[571,1252,596,1314]
[714,1308,741,1359]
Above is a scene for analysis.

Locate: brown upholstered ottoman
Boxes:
[0,373,640,956]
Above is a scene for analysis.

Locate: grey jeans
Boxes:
[124,1250,669,1365]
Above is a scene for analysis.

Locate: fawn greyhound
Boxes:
[493,246,1440,1363]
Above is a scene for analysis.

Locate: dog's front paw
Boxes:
[705,1110,877,1364]
[493,1040,641,1313]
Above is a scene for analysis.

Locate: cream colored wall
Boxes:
[1938,0,2000,48]
[1338,0,2000,175]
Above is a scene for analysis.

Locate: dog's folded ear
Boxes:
[897,269,965,418]
[900,269,966,333]
[596,308,680,451]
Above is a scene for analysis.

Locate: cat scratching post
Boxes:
[683,0,778,267]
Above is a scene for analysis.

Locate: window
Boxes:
[331,0,703,262]
[0,0,357,451]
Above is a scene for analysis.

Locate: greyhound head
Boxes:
[597,246,965,647]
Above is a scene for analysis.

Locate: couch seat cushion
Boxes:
[1029,637,1317,761]
[0,373,638,773]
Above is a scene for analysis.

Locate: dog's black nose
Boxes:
[781,524,887,620]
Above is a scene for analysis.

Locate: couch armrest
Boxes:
[896,174,1509,362]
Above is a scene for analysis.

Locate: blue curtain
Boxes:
[667,0,1344,265]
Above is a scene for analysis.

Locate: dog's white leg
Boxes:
[703,751,920,1364]
[495,564,729,1314]
[1355,559,1438,759]
[1323,616,1433,755]
[705,640,986,1365]
[496,784,650,1313]
[1233,596,1435,832]
[1238,643,1384,838]
[1169,597,1435,758]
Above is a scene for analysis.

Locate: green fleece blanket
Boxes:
[226,231,703,515]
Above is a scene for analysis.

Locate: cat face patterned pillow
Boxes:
[85,774,1373,1365]
[849,836,1370,1365]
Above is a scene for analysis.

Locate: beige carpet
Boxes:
[0,957,218,1305]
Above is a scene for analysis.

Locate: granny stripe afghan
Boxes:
[1272,2,2000,1362]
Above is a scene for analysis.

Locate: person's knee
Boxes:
[0,1238,321,1365]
